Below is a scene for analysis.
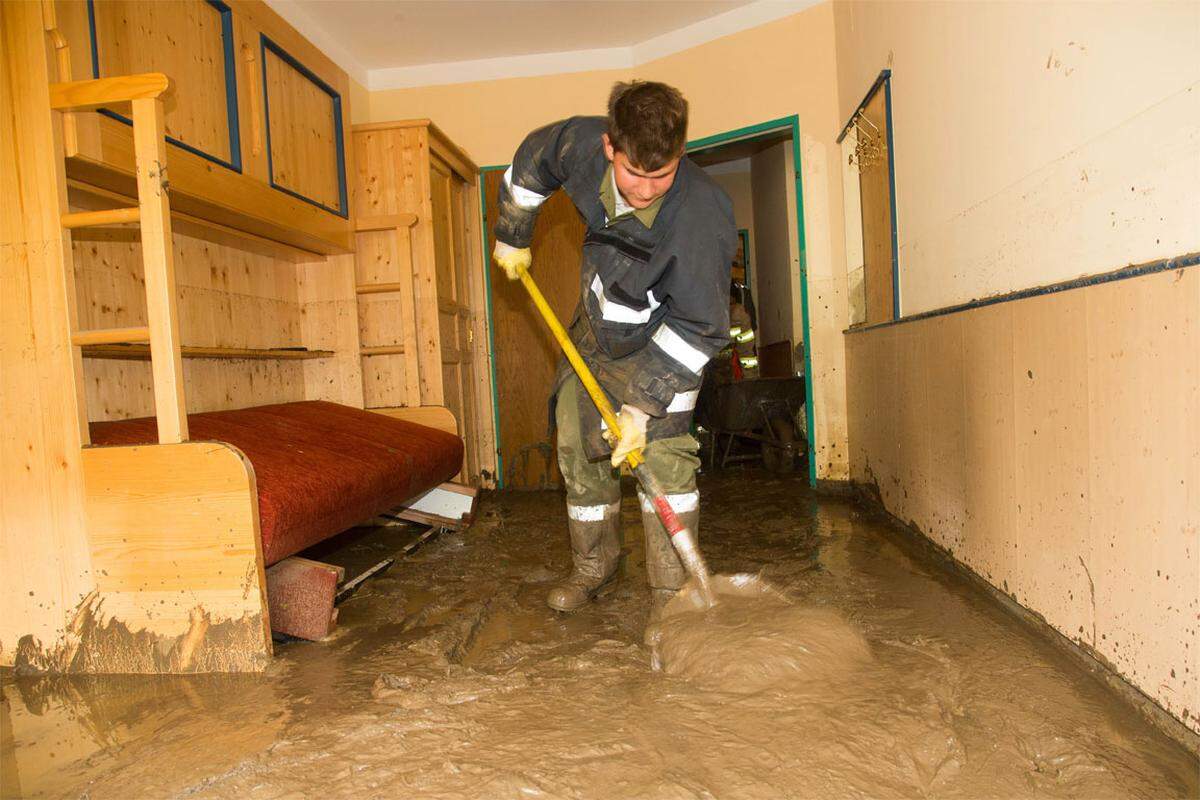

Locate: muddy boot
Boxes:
[547,503,621,612]
[640,491,698,605]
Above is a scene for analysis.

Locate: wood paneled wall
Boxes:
[844,265,1200,735]
[1,0,95,670]
[71,226,309,420]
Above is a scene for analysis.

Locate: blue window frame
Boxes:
[259,35,349,218]
[86,0,242,173]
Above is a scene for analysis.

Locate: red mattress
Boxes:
[90,401,464,565]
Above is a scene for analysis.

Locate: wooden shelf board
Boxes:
[81,343,334,361]
[66,180,327,264]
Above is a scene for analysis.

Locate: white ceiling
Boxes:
[266,0,819,89]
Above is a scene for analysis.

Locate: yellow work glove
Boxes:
[493,240,531,281]
[609,404,649,467]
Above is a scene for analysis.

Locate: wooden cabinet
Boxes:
[352,120,497,486]
[50,0,353,254]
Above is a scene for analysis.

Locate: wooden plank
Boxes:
[131,96,187,443]
[370,405,458,436]
[81,343,332,361]
[86,0,231,161]
[61,206,139,228]
[66,115,354,254]
[67,180,325,263]
[80,442,272,672]
[265,557,341,641]
[356,282,408,295]
[461,178,499,487]
[48,73,171,110]
[0,0,94,669]
[353,126,443,406]
[72,326,151,345]
[361,345,406,356]
[298,252,364,407]
[73,222,310,421]
[263,44,341,211]
[357,213,417,232]
[350,166,421,407]
[392,482,478,530]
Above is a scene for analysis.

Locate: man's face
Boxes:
[603,134,681,210]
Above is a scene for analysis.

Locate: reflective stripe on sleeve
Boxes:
[665,389,699,413]
[651,324,709,374]
[590,275,660,324]
[504,165,549,210]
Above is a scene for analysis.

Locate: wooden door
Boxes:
[483,170,584,489]
[430,156,479,479]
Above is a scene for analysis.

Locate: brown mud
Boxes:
[3,471,1198,798]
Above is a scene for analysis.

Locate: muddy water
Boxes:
[2,471,1197,799]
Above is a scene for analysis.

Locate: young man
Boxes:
[493,81,736,612]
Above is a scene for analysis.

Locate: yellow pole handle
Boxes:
[515,265,644,469]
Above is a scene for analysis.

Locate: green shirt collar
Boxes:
[600,163,664,229]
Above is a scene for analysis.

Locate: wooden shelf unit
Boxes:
[81,343,334,361]
[352,119,496,485]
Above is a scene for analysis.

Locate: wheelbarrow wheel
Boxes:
[761,415,798,473]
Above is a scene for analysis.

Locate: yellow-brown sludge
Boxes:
[2,472,1196,799]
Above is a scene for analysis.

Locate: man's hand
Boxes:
[493,240,531,281]
[609,404,649,467]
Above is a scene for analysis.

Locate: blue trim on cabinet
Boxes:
[259,34,349,218]
[85,0,243,173]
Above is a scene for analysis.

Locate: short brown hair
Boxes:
[607,81,688,170]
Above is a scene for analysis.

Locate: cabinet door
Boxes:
[430,156,479,480]
[260,37,347,217]
[84,0,240,170]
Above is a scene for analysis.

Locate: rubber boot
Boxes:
[546,503,621,612]
[640,492,698,607]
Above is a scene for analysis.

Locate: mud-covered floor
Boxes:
[2,471,1197,799]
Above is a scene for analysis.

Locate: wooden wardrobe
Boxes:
[352,120,496,486]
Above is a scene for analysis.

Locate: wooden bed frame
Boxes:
[1,2,489,673]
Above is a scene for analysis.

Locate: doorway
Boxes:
[480,116,815,488]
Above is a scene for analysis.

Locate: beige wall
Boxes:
[706,168,756,274]
[369,68,632,167]
[366,3,852,480]
[845,267,1200,735]
[751,142,802,348]
[837,0,1200,734]
[348,77,370,125]
[834,1,1200,316]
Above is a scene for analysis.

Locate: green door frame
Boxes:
[478,114,817,488]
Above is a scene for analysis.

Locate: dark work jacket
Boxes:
[495,116,736,460]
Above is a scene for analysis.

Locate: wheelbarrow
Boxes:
[694,375,807,472]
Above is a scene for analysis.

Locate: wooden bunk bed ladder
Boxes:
[50,73,189,444]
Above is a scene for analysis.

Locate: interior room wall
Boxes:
[834,0,1200,315]
[704,162,757,283]
[750,142,801,349]
[845,267,1200,736]
[837,0,1200,735]
[366,2,852,480]
[71,231,310,421]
